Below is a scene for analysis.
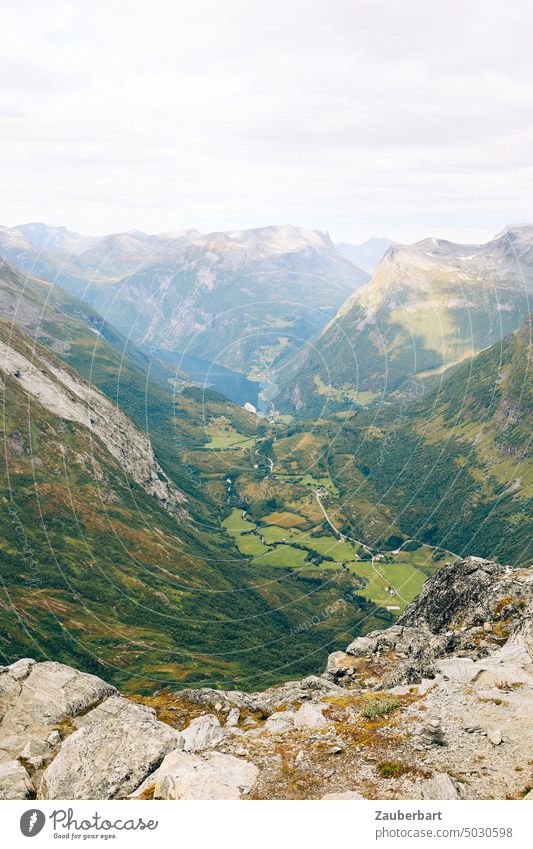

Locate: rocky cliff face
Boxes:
[1,557,531,801]
[0,326,186,516]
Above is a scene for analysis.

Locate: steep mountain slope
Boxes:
[335,237,396,274]
[67,225,369,378]
[278,225,533,413]
[0,223,369,379]
[322,317,532,565]
[0,262,388,692]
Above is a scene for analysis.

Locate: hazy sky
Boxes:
[1,0,532,243]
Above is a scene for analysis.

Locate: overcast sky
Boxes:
[1,0,531,243]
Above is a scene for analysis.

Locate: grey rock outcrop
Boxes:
[0,760,33,799]
[294,702,330,730]
[262,711,296,734]
[327,558,533,689]
[0,659,116,768]
[154,750,259,800]
[39,697,181,799]
[181,714,224,752]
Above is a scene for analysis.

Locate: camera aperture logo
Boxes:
[20,809,46,837]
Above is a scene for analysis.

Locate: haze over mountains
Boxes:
[0,223,370,379]
[335,237,396,274]
[277,224,533,413]
[0,219,531,692]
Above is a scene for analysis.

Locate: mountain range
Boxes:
[0,220,531,695]
[0,223,370,379]
[0,256,387,692]
[276,224,533,413]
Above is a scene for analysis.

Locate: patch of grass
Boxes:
[261,525,303,544]
[361,696,401,719]
[261,510,307,528]
[222,508,257,534]
[252,544,310,568]
[234,532,271,557]
[377,760,409,778]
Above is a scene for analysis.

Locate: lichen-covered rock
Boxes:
[399,558,513,634]
[39,697,181,799]
[154,750,259,800]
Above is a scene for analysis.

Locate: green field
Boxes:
[204,429,256,450]
[252,544,310,569]
[260,525,303,544]
[222,509,433,611]
[222,508,254,534]
[299,534,358,561]
[347,560,429,611]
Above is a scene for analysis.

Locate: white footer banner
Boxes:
[2,799,529,848]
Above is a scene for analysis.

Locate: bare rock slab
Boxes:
[154,750,259,799]
[39,696,180,799]
[294,702,330,730]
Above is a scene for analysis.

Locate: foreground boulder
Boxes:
[154,750,259,799]
[39,697,180,799]
[0,760,33,799]
[0,659,116,769]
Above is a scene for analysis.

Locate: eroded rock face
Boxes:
[154,750,259,800]
[39,697,180,799]
[0,337,187,516]
[398,557,505,633]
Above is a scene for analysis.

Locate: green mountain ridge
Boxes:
[322,316,532,565]
[276,224,533,414]
[0,223,370,379]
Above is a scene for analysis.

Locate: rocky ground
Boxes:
[1,557,532,801]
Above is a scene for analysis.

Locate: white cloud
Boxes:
[0,0,531,242]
